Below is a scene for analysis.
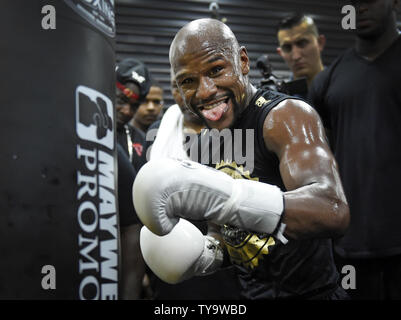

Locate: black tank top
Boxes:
[200,89,342,299]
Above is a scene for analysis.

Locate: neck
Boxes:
[307,62,324,87]
[356,23,399,61]
[183,122,204,134]
[117,123,126,132]
[131,119,146,132]
[245,84,257,107]
[183,117,204,134]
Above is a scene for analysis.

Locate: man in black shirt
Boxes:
[115,58,152,299]
[134,18,350,299]
[131,83,164,134]
[116,59,151,172]
[308,0,401,299]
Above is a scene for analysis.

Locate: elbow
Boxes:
[331,199,350,239]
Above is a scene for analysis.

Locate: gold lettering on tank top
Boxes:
[255,96,271,108]
[215,161,277,269]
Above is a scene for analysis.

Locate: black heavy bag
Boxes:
[0,0,119,299]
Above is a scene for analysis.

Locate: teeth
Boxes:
[202,99,227,110]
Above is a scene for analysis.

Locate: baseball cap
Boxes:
[116,58,152,103]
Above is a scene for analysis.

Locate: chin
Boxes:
[116,120,124,129]
[356,25,384,40]
[208,114,235,131]
[294,71,309,79]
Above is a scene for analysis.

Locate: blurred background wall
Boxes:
[115,0,401,106]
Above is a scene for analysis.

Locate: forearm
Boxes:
[121,255,146,300]
[283,183,349,240]
[120,224,146,300]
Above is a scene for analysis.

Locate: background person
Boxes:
[131,84,164,134]
[115,58,152,299]
[276,13,326,97]
[116,58,151,172]
[308,0,401,300]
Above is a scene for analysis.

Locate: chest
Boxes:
[324,52,401,118]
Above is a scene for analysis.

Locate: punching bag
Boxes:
[0,0,119,299]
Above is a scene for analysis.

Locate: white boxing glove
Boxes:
[140,218,223,284]
[133,158,287,243]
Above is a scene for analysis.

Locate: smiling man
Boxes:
[170,21,253,131]
[135,18,351,299]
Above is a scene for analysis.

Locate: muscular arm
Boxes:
[263,99,349,240]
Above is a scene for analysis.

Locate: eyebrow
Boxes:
[175,71,192,83]
[207,56,225,64]
[281,36,309,45]
[175,54,226,81]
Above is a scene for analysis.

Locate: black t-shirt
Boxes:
[144,119,161,155]
[308,36,401,259]
[117,125,147,172]
[200,89,343,299]
[117,143,140,227]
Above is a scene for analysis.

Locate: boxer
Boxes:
[134,18,350,299]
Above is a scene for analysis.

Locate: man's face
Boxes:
[115,82,139,129]
[171,81,185,108]
[134,86,163,129]
[172,40,249,131]
[172,80,203,125]
[277,22,325,81]
[351,0,395,39]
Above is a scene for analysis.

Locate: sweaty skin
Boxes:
[171,76,204,134]
[169,18,349,240]
[170,21,254,131]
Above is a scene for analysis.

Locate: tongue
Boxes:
[201,102,227,121]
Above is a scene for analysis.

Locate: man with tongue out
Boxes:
[137,18,351,300]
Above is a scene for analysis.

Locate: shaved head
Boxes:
[169,18,240,72]
[168,18,253,131]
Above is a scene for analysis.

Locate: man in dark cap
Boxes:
[116,58,152,172]
[115,58,152,299]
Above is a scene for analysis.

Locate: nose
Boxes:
[291,46,302,61]
[196,75,217,101]
[145,101,157,112]
[118,103,131,115]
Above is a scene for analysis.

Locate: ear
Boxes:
[317,34,326,52]
[276,47,283,57]
[131,104,139,116]
[239,46,250,75]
